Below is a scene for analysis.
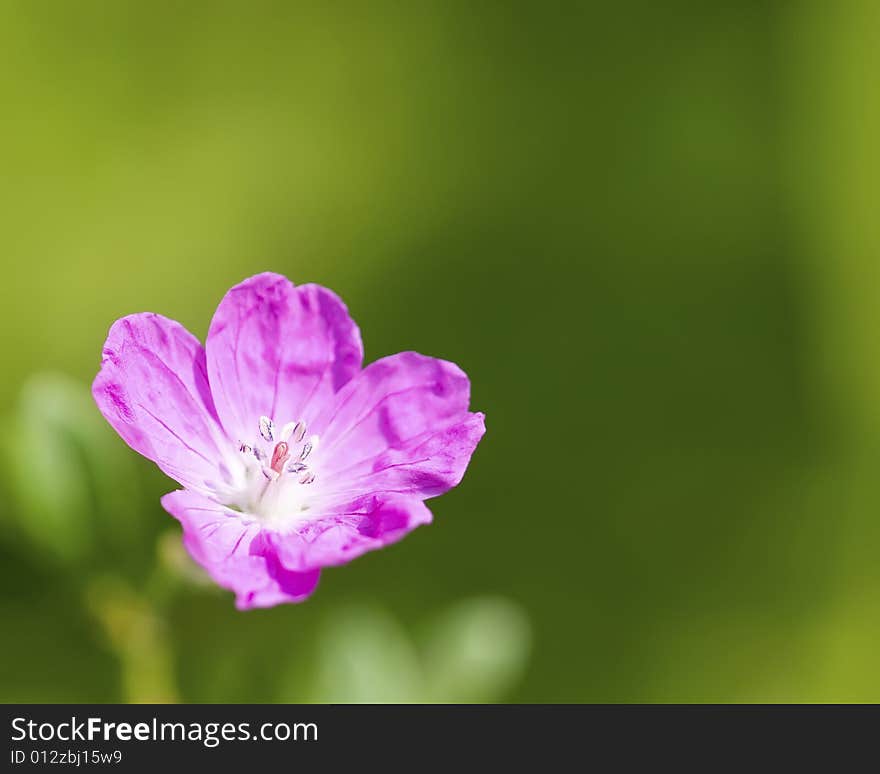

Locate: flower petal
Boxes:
[268,494,433,572]
[206,273,363,444]
[161,490,320,609]
[92,313,236,495]
[314,352,486,498]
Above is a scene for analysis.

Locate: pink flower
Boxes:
[93,273,485,609]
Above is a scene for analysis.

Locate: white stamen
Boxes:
[234,416,322,521]
[306,435,320,457]
[259,416,275,442]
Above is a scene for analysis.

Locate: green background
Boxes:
[2,0,880,702]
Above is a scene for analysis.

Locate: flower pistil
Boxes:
[237,415,321,522]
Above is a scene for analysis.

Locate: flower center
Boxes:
[234,415,321,526]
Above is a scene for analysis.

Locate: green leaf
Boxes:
[421,597,532,703]
[306,602,423,703]
[1,372,143,565]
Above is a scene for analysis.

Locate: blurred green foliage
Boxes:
[1,0,880,702]
[283,598,530,703]
[2,374,145,568]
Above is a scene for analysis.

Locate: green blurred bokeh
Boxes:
[1,0,879,702]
